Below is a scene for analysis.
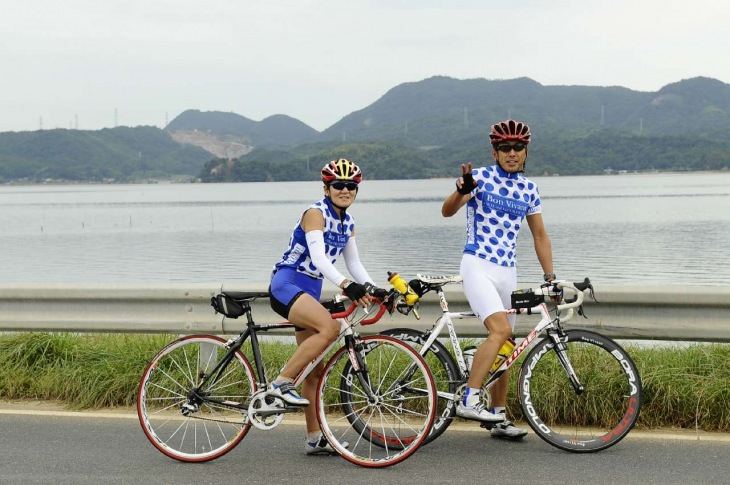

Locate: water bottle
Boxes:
[489,337,516,375]
[387,271,419,306]
[463,345,477,370]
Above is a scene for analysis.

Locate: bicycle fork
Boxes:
[347,336,413,412]
[547,329,585,395]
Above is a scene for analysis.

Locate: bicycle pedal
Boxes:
[480,422,496,430]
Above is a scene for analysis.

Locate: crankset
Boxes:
[247,391,300,430]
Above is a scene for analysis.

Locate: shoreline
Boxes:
[2,168,728,187]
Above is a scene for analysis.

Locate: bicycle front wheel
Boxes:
[137,335,257,462]
[317,335,437,468]
[518,330,642,452]
[380,328,460,445]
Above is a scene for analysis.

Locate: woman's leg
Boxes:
[279,294,340,379]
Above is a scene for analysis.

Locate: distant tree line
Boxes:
[199,129,730,182]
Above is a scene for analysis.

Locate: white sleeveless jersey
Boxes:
[463,164,542,267]
[274,197,354,279]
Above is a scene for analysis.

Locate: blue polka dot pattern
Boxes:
[462,164,542,267]
[275,197,354,279]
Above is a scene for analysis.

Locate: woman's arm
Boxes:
[302,209,348,288]
[342,236,375,285]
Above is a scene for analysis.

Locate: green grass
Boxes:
[0,333,728,431]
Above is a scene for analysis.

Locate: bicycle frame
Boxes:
[404,277,588,399]
[189,295,388,413]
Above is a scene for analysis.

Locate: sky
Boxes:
[2,0,729,133]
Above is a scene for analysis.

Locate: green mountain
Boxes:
[167,109,319,147]
[2,76,730,184]
[320,76,730,145]
[205,76,730,181]
[0,126,211,182]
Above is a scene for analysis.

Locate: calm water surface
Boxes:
[1,172,729,286]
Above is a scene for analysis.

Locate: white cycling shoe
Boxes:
[489,420,528,439]
[305,435,348,455]
[266,382,309,407]
[455,402,503,422]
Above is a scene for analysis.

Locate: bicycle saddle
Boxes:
[415,274,463,285]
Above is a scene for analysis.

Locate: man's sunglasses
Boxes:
[329,181,359,191]
[496,143,527,153]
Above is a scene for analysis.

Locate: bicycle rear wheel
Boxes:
[380,328,460,445]
[317,335,437,468]
[137,335,257,462]
[518,330,642,452]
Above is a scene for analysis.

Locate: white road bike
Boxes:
[380,275,642,453]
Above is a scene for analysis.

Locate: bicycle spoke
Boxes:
[138,336,255,462]
[317,336,436,468]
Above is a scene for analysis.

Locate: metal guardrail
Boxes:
[1,283,729,342]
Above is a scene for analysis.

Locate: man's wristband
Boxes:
[543,273,556,282]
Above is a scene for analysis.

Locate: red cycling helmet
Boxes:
[489,119,531,146]
[321,159,363,184]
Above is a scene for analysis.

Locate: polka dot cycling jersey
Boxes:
[463,164,542,267]
[274,197,354,279]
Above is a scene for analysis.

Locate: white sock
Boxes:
[307,431,321,444]
[463,387,481,407]
[491,406,506,416]
[273,376,293,387]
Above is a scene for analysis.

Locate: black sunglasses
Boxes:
[496,143,527,153]
[329,181,359,191]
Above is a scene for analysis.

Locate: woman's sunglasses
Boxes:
[329,182,359,191]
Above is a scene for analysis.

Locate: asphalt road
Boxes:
[0,408,728,485]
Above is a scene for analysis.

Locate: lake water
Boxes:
[1,172,729,286]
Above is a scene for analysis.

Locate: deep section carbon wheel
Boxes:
[518,330,642,452]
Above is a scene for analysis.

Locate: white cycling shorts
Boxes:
[460,254,517,329]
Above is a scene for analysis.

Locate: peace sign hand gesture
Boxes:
[456,162,476,195]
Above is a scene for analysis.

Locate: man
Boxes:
[441,119,556,439]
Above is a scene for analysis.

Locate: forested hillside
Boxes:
[0,127,210,182]
[2,76,730,183]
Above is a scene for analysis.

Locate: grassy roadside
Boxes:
[0,332,728,431]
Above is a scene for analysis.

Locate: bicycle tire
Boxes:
[517,330,642,452]
[137,335,257,462]
[316,335,437,468]
[379,328,460,445]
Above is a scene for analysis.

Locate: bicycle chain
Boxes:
[183,413,249,426]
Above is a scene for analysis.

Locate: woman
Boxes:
[268,158,380,454]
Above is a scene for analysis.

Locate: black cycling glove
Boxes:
[456,171,477,195]
[364,282,388,299]
[343,281,368,301]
